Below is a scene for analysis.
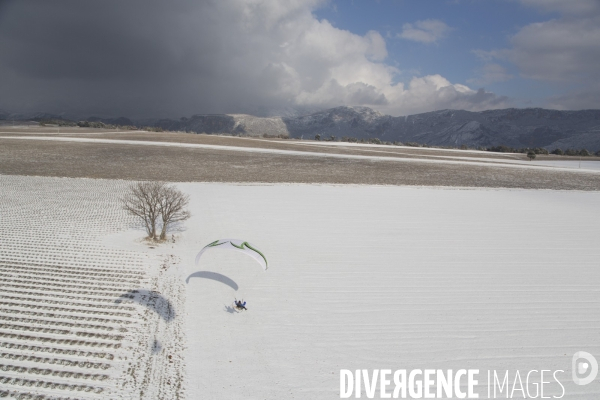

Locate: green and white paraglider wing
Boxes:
[195,239,268,271]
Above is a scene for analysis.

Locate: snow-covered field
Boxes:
[178,183,600,399]
[0,176,185,399]
[1,175,600,399]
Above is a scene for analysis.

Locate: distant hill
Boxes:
[154,106,600,151]
[155,114,289,137]
[5,106,600,151]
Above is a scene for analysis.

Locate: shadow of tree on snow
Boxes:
[116,289,175,322]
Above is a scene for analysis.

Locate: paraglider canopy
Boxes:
[195,239,268,271]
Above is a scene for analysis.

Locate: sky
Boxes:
[0,0,599,119]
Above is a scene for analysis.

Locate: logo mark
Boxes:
[572,351,598,385]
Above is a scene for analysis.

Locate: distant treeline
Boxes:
[486,145,596,156]
[313,134,599,157]
[37,118,163,132]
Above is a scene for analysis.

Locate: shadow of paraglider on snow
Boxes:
[186,271,238,291]
[224,305,236,314]
[116,289,176,322]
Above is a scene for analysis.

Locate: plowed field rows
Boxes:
[0,175,185,399]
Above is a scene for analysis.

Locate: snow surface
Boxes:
[278,138,508,155]
[174,183,600,399]
[526,160,600,171]
[2,175,600,399]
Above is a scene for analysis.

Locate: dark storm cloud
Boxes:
[0,0,255,117]
[0,0,509,118]
[0,1,231,81]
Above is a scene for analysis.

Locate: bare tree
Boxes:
[157,184,190,240]
[121,182,163,240]
[122,181,191,241]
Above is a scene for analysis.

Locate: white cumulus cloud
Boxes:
[398,19,451,44]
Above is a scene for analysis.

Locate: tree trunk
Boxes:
[159,220,167,240]
[150,222,157,241]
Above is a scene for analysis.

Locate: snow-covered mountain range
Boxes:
[154,106,600,151]
[3,106,600,151]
